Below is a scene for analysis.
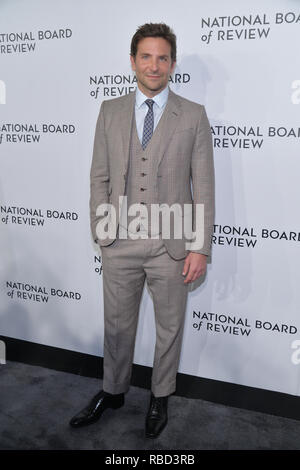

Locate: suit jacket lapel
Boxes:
[119,88,181,172]
[157,90,181,168]
[120,91,135,173]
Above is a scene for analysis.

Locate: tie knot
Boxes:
[145,99,154,109]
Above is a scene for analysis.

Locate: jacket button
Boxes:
[140,188,146,191]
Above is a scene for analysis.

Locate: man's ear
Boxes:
[130,55,136,72]
[170,60,176,74]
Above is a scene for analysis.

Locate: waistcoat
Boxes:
[119,109,167,237]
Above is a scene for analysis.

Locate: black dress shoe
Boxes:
[145,393,168,438]
[69,390,124,428]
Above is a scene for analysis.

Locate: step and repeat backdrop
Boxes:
[1,0,300,396]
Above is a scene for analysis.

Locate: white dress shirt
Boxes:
[135,85,169,143]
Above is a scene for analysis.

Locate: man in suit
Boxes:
[70,23,214,438]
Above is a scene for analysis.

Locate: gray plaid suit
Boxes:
[90,89,215,396]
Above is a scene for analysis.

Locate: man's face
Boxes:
[130,37,176,97]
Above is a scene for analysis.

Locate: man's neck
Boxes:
[136,84,168,99]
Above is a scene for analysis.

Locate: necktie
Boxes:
[142,99,154,150]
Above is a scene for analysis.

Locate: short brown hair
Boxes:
[130,23,177,63]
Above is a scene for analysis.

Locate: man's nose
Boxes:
[150,58,159,71]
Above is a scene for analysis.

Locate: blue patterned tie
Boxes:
[142,99,154,150]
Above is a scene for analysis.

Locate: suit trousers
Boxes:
[101,236,189,397]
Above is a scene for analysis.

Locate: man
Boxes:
[70,23,214,438]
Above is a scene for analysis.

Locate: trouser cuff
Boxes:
[151,380,176,397]
[103,378,130,395]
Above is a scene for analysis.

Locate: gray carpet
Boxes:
[1,360,300,450]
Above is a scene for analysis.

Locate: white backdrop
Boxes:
[1,0,300,396]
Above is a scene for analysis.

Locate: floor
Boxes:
[1,361,300,450]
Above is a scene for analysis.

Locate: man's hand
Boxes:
[182,253,207,284]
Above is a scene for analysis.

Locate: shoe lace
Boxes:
[149,397,164,416]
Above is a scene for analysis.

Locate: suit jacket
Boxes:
[90,89,215,259]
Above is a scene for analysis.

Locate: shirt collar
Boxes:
[135,85,169,109]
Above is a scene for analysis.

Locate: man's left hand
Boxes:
[182,253,207,284]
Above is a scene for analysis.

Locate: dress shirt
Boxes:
[135,86,169,143]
